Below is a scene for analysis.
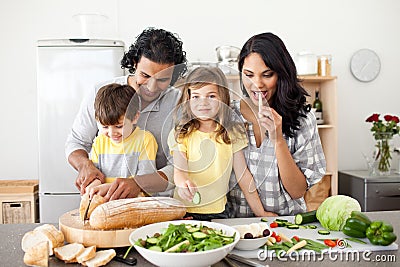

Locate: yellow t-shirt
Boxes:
[91,127,158,183]
[168,129,247,214]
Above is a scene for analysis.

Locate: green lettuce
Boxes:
[316,195,361,231]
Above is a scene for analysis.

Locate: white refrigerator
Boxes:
[37,39,125,223]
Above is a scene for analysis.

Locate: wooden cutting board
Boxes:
[59,209,136,248]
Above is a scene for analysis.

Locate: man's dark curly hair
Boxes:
[121,27,187,86]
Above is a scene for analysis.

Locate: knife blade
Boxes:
[226,254,268,267]
[83,197,92,221]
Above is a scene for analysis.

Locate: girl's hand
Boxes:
[258,107,283,144]
[176,180,197,202]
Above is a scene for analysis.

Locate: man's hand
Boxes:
[74,159,105,194]
[104,178,141,201]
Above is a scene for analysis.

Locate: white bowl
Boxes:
[129,220,240,267]
[235,235,270,251]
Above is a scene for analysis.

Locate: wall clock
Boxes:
[350,49,381,82]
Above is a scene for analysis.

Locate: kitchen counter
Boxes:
[1,211,398,267]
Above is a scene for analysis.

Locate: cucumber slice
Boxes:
[187,227,200,233]
[192,192,201,204]
[260,218,268,222]
[192,231,208,239]
[146,237,159,245]
[287,224,299,229]
[148,246,162,252]
[318,230,331,235]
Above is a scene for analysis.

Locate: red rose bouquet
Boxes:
[365,114,400,174]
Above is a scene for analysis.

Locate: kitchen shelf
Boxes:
[226,74,338,210]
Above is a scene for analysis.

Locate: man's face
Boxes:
[135,56,174,105]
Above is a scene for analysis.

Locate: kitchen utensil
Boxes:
[216,46,241,62]
[227,254,267,267]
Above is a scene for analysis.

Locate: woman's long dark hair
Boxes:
[238,32,310,138]
[121,27,187,86]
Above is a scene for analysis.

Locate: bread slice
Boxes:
[23,241,49,267]
[79,193,106,221]
[21,224,64,256]
[76,246,96,263]
[54,243,85,261]
[82,249,116,267]
[35,224,64,247]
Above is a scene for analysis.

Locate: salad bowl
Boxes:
[129,220,240,267]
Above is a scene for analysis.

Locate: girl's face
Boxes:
[241,52,278,106]
[99,115,138,144]
[189,84,221,121]
[135,56,174,105]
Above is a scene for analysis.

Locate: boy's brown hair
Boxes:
[94,83,140,125]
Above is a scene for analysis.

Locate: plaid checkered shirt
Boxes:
[227,100,326,217]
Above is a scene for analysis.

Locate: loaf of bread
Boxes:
[23,241,49,267]
[21,224,64,256]
[79,193,106,221]
[89,197,186,230]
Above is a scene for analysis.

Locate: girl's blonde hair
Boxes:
[174,66,244,144]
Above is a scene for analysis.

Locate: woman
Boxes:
[228,32,326,216]
[66,27,187,200]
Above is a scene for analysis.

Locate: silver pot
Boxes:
[216,46,241,62]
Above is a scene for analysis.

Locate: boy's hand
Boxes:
[177,180,197,202]
[104,178,141,201]
[89,183,111,199]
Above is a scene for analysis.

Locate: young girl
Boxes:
[167,67,269,221]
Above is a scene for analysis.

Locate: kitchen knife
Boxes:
[83,198,92,221]
[226,254,268,267]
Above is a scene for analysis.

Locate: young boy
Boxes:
[86,83,158,197]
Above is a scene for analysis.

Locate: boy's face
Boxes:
[99,114,139,144]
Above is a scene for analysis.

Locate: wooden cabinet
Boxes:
[226,75,338,209]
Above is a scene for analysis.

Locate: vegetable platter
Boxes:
[213,217,398,259]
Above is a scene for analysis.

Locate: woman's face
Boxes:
[241,53,278,106]
[135,56,175,104]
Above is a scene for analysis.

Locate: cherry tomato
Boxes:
[275,235,282,242]
[293,236,300,242]
[270,222,278,228]
[324,239,337,247]
[271,231,277,238]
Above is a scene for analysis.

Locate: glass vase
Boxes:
[374,132,393,176]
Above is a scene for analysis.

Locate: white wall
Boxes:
[1,0,399,180]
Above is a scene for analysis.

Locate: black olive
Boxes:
[244,233,254,239]
[262,229,270,237]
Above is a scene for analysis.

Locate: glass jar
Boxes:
[317,55,332,76]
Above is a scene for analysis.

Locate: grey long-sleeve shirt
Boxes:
[65,75,180,194]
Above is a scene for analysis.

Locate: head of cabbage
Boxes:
[316,195,361,231]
